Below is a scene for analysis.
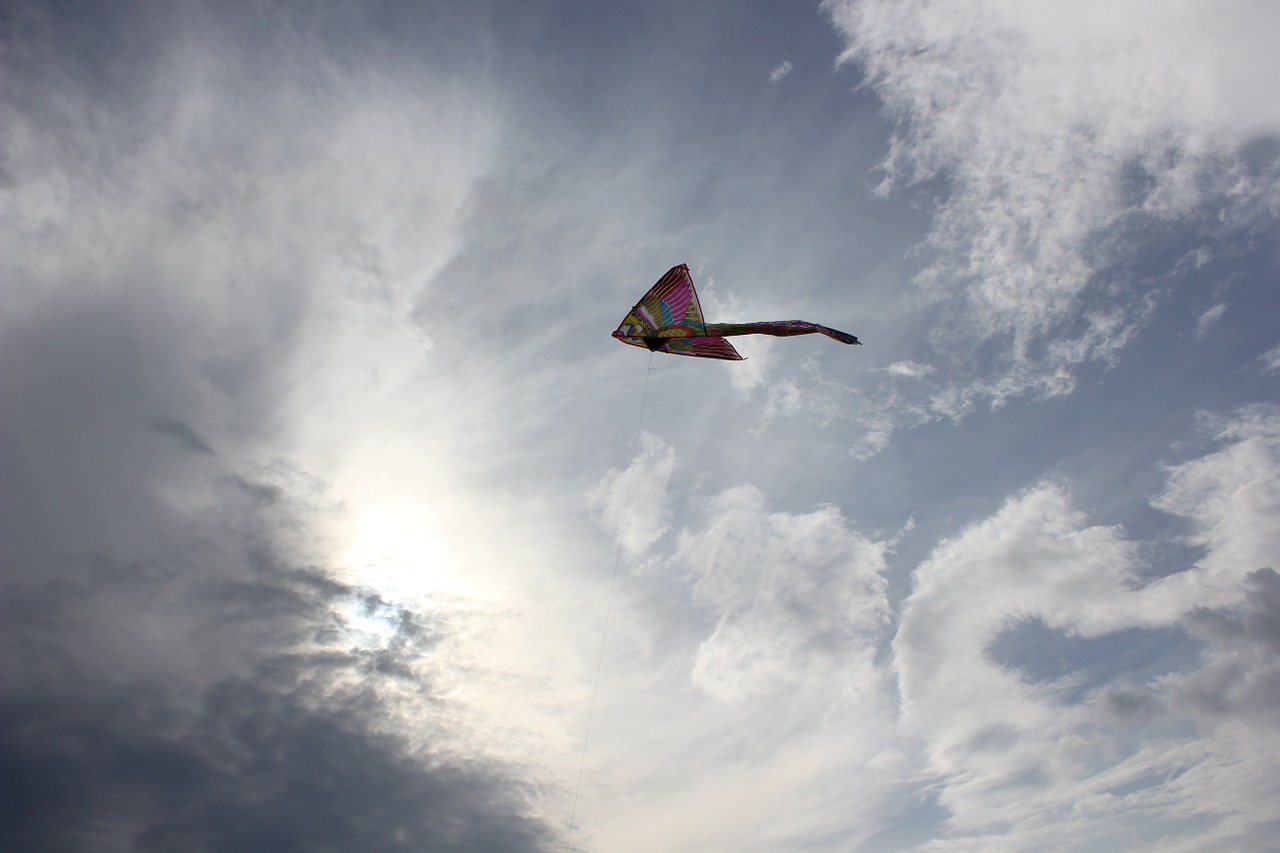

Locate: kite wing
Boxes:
[614,264,706,337]
[612,264,745,360]
[651,335,744,361]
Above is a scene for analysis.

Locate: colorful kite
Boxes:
[612,264,861,361]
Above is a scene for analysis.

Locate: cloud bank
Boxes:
[0,3,555,850]
[894,405,1280,850]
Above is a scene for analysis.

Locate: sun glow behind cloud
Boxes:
[340,499,460,600]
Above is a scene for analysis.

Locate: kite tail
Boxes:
[706,321,861,345]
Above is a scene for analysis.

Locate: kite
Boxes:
[612,264,861,360]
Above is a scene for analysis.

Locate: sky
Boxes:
[2,1,1279,851]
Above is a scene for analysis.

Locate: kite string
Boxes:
[564,350,654,852]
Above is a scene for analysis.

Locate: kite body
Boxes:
[612,264,860,360]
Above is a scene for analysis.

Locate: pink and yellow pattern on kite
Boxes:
[616,264,707,337]
[612,265,746,361]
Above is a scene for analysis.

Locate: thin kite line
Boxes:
[564,350,655,851]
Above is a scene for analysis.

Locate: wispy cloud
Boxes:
[882,360,934,379]
[1260,342,1280,373]
[1194,302,1228,338]
[824,0,1280,408]
[768,59,794,83]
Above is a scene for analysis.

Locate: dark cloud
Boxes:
[1096,682,1164,725]
[0,229,549,853]
[147,418,216,456]
[1186,567,1280,653]
[0,493,553,853]
[1172,568,1280,727]
[1090,571,1280,729]
[0,278,543,844]
[0,262,546,845]
[0,678,552,853]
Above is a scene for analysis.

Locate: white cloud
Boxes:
[824,0,1280,406]
[572,485,905,852]
[1260,342,1280,373]
[1194,302,1228,338]
[895,482,1137,767]
[754,359,932,457]
[768,59,794,83]
[674,485,890,701]
[1143,405,1280,612]
[729,337,778,394]
[893,405,1280,848]
[696,279,778,395]
[883,360,934,378]
[587,431,676,555]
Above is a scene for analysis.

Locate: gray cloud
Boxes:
[0,455,554,853]
[1096,681,1164,725]
[147,418,217,456]
[1170,567,1280,727]
[0,677,551,853]
[0,3,555,849]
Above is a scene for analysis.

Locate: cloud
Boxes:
[147,417,217,455]
[882,360,934,379]
[1150,404,1280,608]
[751,357,933,458]
[1169,567,1280,726]
[569,484,905,852]
[0,5,563,850]
[0,662,553,853]
[1261,343,1280,373]
[767,59,794,83]
[1139,568,1280,853]
[0,450,554,853]
[1194,302,1229,338]
[587,431,676,555]
[895,482,1138,767]
[675,485,890,701]
[824,0,1280,407]
[892,404,1280,849]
